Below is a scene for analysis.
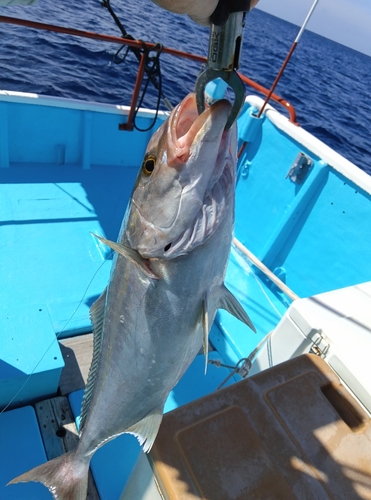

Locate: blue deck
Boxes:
[3,353,234,500]
[1,95,371,407]
[68,352,235,500]
[0,163,138,337]
[0,406,51,500]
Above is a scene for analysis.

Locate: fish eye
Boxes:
[142,155,156,176]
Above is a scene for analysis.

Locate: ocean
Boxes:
[0,1,370,174]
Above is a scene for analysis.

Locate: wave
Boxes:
[0,1,369,174]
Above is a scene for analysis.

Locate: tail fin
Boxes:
[7,450,89,500]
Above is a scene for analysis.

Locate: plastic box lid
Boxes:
[150,354,371,500]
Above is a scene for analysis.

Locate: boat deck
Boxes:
[1,333,233,500]
[40,332,106,498]
[2,333,98,499]
[59,333,94,396]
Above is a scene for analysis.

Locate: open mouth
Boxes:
[130,93,235,260]
[156,94,234,258]
[168,93,231,165]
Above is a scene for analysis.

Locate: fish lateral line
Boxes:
[90,232,159,280]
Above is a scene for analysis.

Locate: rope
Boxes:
[133,42,165,132]
[101,0,173,131]
[101,0,130,39]
[209,330,274,390]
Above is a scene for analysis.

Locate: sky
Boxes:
[257,0,371,56]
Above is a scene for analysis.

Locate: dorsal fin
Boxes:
[79,289,107,431]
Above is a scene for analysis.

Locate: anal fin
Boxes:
[126,409,163,453]
[219,284,256,332]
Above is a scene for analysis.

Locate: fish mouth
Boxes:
[167,93,232,165]
[156,94,235,259]
[128,93,236,260]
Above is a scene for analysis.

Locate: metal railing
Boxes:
[0,15,298,129]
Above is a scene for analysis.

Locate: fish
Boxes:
[8,92,255,499]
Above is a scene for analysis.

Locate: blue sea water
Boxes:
[0,1,370,174]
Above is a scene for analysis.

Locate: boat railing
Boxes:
[0,15,298,129]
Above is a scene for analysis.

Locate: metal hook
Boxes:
[195,67,245,129]
[194,11,246,129]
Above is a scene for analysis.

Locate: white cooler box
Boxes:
[250,281,371,413]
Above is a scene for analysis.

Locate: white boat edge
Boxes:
[0,89,170,119]
[246,95,371,196]
[1,88,370,197]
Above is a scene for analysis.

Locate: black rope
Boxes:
[101,0,130,38]
[112,44,131,65]
[101,0,173,131]
[133,42,164,132]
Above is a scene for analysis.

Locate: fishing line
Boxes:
[245,259,283,319]
[238,0,320,157]
[0,251,113,415]
[256,0,320,118]
[210,330,274,389]
[133,42,165,132]
[187,17,208,57]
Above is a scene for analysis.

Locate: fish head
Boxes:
[126,92,237,259]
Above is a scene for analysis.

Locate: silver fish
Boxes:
[9,93,254,499]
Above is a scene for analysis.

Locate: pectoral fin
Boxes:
[91,233,158,280]
[219,284,256,333]
[202,296,209,375]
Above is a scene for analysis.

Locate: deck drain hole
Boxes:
[56,427,67,438]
